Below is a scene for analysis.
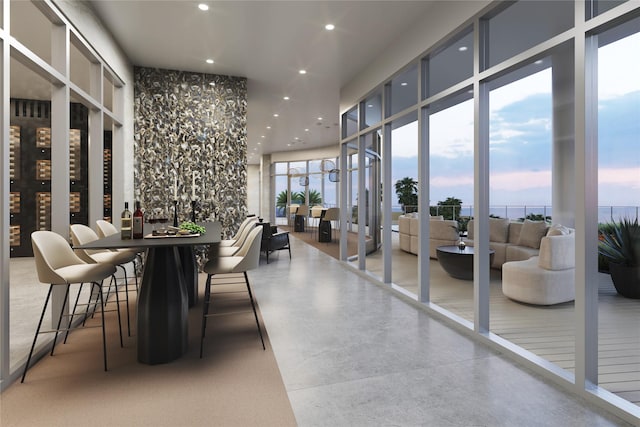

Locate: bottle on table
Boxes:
[133,201,144,239]
[121,202,132,240]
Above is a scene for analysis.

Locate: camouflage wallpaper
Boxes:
[133,67,248,239]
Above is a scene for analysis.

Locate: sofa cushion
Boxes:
[430,219,459,241]
[538,232,575,270]
[506,245,539,263]
[517,219,548,249]
[547,224,571,236]
[490,218,510,243]
[467,218,509,242]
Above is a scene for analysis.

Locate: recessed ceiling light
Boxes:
[295,137,300,141]
[317,117,323,121]
[400,82,408,86]
[273,113,279,117]
[304,128,309,132]
[261,135,265,138]
[206,59,214,64]
[266,126,271,129]
[299,69,307,75]
[283,96,290,100]
[287,143,291,146]
[257,142,261,145]
[198,3,209,11]
[325,24,335,31]
[458,46,468,52]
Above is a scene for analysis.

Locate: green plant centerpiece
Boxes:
[179,221,206,235]
[598,217,640,298]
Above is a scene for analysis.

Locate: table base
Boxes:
[137,246,188,364]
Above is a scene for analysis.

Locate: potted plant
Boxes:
[598,217,640,298]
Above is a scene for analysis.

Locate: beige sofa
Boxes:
[502,226,575,305]
[463,218,549,269]
[398,214,459,258]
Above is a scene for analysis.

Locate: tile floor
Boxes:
[253,234,632,426]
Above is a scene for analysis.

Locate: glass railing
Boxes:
[396,205,640,224]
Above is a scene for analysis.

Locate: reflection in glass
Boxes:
[363,90,382,128]
[426,29,473,98]
[483,1,572,70]
[388,63,418,116]
[342,105,358,138]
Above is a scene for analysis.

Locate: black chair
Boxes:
[257,222,291,263]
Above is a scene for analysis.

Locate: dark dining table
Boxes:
[75,221,221,365]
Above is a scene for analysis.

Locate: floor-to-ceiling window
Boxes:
[596,16,640,406]
[339,0,640,421]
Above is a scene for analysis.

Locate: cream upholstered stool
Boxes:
[310,206,324,228]
[220,216,258,247]
[218,218,259,256]
[200,226,265,357]
[294,204,309,232]
[22,231,117,383]
[320,207,340,242]
[70,224,138,341]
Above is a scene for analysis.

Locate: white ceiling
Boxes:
[88,1,435,163]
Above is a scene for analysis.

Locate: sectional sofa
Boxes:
[463,217,549,269]
[398,214,459,258]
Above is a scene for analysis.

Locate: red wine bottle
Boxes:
[133,201,144,239]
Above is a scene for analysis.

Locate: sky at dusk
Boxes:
[390,32,640,212]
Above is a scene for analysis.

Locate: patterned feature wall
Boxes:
[134,67,248,238]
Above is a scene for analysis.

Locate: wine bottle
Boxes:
[121,202,132,240]
[133,201,144,239]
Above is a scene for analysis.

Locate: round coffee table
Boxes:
[436,245,495,280]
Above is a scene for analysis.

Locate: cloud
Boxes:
[599,167,640,188]
[599,32,640,100]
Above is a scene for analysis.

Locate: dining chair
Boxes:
[96,219,145,280]
[294,204,309,232]
[70,224,138,341]
[220,216,258,247]
[321,207,340,242]
[218,219,260,256]
[200,226,265,357]
[310,206,324,230]
[22,231,117,383]
[287,204,300,226]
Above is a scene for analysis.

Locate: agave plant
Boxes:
[598,218,640,267]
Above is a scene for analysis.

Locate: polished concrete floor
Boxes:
[6,235,634,425]
[254,234,631,426]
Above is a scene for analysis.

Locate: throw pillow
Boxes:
[517,219,548,249]
[546,224,571,236]
[489,218,510,243]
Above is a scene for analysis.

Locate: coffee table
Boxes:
[436,245,495,280]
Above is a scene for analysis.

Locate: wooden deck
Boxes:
[363,244,640,406]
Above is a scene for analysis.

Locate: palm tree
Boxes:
[395,177,418,213]
[307,189,322,205]
[276,190,304,208]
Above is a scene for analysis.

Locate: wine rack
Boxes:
[10,125,20,179]
[36,192,52,231]
[36,127,51,148]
